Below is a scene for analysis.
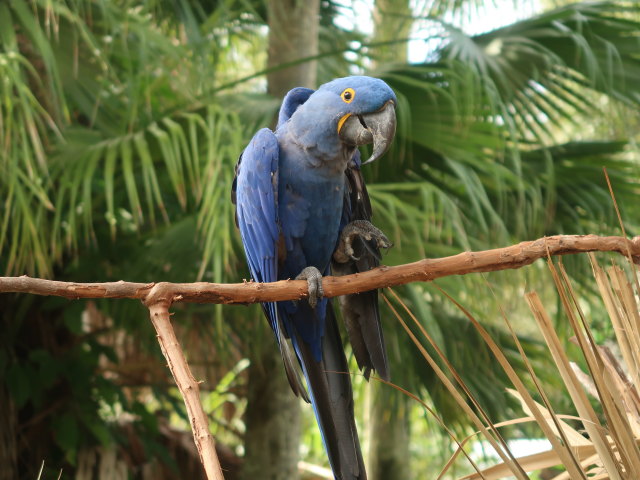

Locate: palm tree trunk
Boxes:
[373,0,412,65]
[368,384,411,480]
[242,345,301,480]
[241,1,320,479]
[266,0,320,96]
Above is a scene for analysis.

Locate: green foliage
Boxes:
[0,0,253,278]
[1,296,128,475]
[3,0,640,477]
[0,0,253,476]
[367,2,640,261]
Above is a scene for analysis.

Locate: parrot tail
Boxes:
[293,303,367,480]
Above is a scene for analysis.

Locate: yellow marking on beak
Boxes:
[337,113,352,133]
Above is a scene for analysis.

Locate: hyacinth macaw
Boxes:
[232,76,396,479]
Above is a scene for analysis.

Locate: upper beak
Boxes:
[339,100,396,165]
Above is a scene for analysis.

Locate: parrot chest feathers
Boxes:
[277,149,346,274]
[278,127,353,175]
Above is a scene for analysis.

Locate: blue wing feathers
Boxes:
[235,128,312,401]
[236,129,279,276]
[235,129,280,330]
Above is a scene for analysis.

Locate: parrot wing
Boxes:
[333,154,390,381]
[277,87,315,128]
[233,128,309,401]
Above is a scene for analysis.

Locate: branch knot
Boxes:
[144,282,174,308]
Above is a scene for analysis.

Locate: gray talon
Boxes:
[333,220,392,264]
[296,266,324,308]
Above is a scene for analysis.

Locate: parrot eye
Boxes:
[341,88,355,103]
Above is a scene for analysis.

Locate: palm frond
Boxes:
[368,2,640,258]
[48,105,245,277]
[439,2,640,139]
[1,0,253,277]
[0,48,59,275]
[437,255,640,479]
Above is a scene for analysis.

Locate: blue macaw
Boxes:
[232,76,396,479]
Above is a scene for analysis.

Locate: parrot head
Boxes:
[288,76,397,165]
[324,76,397,165]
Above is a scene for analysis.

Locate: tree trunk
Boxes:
[368,383,411,480]
[241,345,301,480]
[373,0,412,65]
[266,0,320,96]
[241,1,320,479]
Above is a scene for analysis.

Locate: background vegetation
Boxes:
[1,0,639,479]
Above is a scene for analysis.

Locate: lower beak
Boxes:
[339,100,396,165]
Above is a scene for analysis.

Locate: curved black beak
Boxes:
[339,100,396,165]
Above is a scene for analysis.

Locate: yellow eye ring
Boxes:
[341,88,355,103]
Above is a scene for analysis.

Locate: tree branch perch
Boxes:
[2,235,638,304]
[3,234,639,480]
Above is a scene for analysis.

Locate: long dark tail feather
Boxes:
[294,303,367,480]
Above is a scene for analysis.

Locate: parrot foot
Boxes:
[333,220,392,263]
[295,266,324,308]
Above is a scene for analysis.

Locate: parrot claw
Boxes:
[333,220,392,264]
[295,266,324,308]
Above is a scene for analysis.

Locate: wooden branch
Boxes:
[145,289,225,480]
[2,235,639,304]
[2,233,639,480]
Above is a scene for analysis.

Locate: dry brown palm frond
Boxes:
[391,250,640,479]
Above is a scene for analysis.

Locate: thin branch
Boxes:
[144,288,225,480]
[1,235,639,304]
